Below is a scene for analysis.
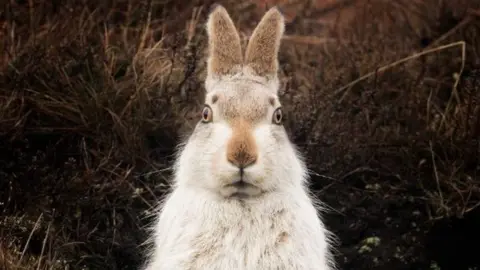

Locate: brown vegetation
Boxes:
[1,0,480,269]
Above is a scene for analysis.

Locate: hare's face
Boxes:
[175,6,302,198]
[182,79,295,197]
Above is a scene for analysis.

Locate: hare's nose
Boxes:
[226,119,258,169]
[227,149,257,169]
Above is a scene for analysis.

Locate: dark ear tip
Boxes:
[209,3,223,15]
[273,6,284,16]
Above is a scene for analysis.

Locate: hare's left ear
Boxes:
[244,7,285,81]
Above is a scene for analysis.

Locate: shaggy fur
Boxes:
[142,5,336,270]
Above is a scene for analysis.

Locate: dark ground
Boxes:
[1,0,480,269]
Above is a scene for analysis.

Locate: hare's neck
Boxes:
[161,185,315,229]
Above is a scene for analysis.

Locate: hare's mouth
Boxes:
[221,179,263,198]
[229,180,251,188]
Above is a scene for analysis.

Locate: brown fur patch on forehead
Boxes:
[218,87,270,123]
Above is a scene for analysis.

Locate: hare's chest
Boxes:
[185,210,300,269]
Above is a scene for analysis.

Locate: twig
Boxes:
[339,166,378,181]
[137,0,153,52]
[282,35,336,45]
[335,41,466,104]
[308,169,338,181]
[464,201,480,215]
[438,42,466,131]
[17,213,43,267]
[185,6,204,48]
[429,141,447,216]
[37,219,52,270]
[127,181,153,209]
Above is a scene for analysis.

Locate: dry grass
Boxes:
[0,0,479,269]
[0,0,214,268]
[280,0,480,218]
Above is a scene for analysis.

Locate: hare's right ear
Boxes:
[206,5,243,86]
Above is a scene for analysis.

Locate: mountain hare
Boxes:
[143,5,336,270]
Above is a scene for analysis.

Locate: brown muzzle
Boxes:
[226,119,258,168]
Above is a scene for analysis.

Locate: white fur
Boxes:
[142,6,336,270]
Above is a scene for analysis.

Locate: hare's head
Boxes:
[175,6,306,198]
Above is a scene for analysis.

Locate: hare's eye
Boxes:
[201,105,213,123]
[272,108,283,125]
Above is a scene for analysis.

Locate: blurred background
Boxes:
[1,0,480,269]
